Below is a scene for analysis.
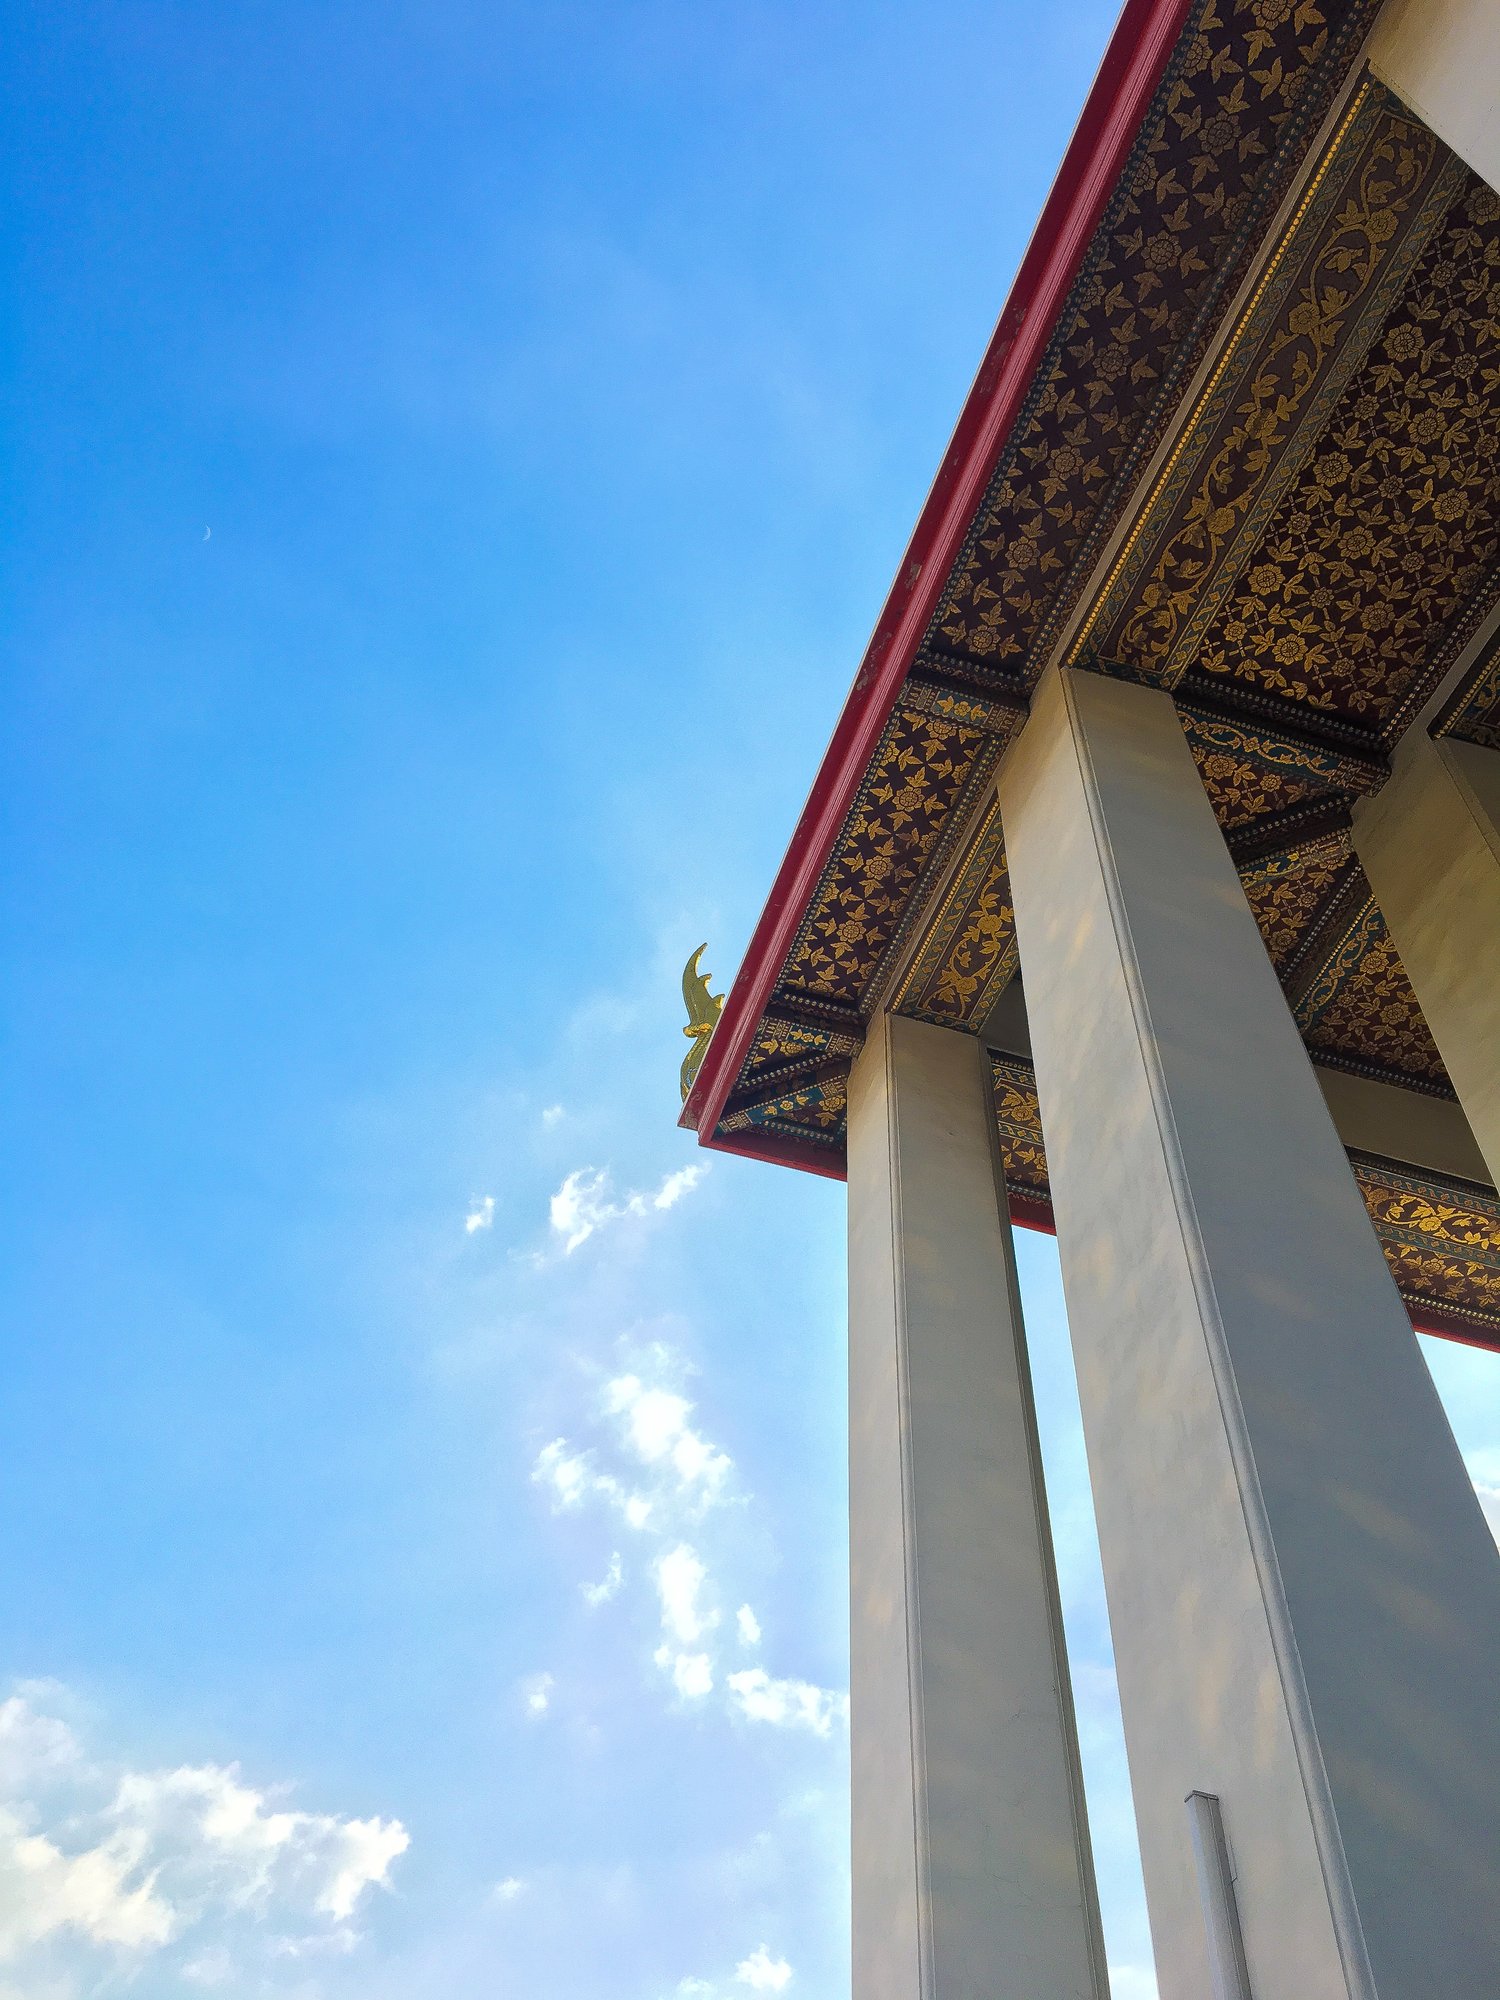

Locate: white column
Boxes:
[1354,729,1500,1185]
[998,667,1500,2000]
[1369,0,1500,195]
[846,1010,1107,2000]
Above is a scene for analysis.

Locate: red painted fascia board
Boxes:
[683,0,1195,1156]
[1407,1303,1500,1355]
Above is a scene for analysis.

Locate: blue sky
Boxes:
[5,4,1500,1995]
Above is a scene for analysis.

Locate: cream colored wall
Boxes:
[1354,733,1500,1187]
[845,1011,1107,2000]
[1369,0,1500,193]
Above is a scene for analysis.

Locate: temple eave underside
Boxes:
[688,0,1500,1345]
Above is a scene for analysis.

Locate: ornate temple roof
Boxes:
[681,0,1500,1343]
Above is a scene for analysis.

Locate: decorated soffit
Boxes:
[708,0,1493,1339]
[718,0,1390,1155]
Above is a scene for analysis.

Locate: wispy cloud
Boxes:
[736,1945,793,1991]
[655,1545,713,1646]
[489,1876,527,1906]
[581,1553,624,1607]
[464,1195,496,1234]
[529,1347,845,1733]
[725,1670,846,1739]
[520,1673,554,1720]
[541,1104,565,1128]
[545,1162,707,1256]
[0,1687,407,1985]
[605,1374,731,1498]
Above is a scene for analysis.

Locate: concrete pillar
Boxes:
[998,667,1500,2000]
[1369,0,1500,196]
[1354,730,1500,1186]
[846,1010,1107,2000]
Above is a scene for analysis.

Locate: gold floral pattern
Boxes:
[893,799,1018,1027]
[1353,1156,1500,1333]
[992,1056,1050,1204]
[780,705,992,1004]
[934,0,1379,677]
[1193,176,1500,728]
[1178,706,1382,826]
[721,1071,848,1140]
[1083,89,1453,683]
[1294,891,1449,1085]
[1238,830,1352,967]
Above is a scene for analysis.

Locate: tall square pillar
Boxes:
[998,667,1500,2000]
[846,1010,1106,2000]
[1354,729,1500,1186]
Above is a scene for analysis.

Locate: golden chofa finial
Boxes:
[680,944,724,1102]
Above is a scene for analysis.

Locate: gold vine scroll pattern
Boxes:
[991,1055,1049,1202]
[1354,1156,1500,1334]
[1195,174,1500,728]
[893,798,1019,1028]
[1179,708,1381,828]
[720,1072,849,1140]
[934,0,1373,676]
[1104,92,1447,682]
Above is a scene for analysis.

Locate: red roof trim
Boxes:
[683,0,1196,1157]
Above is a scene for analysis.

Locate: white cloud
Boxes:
[655,1546,713,1645]
[532,1441,652,1531]
[581,1553,624,1608]
[546,1162,707,1255]
[489,1876,526,1905]
[520,1674,554,1719]
[541,1104,565,1127]
[464,1194,495,1234]
[1474,1481,1500,1547]
[655,1650,714,1700]
[736,1605,761,1647]
[605,1375,732,1498]
[736,1945,792,1991]
[725,1670,847,1739]
[0,1688,407,1986]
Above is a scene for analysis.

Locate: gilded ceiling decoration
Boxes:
[1176,704,1383,827]
[891,798,1017,1029]
[992,1055,1050,1213]
[1237,827,1352,970]
[1074,81,1463,692]
[777,703,998,1007]
[1291,881,1450,1090]
[931,0,1383,680]
[1187,171,1500,733]
[1351,1155,1500,1336]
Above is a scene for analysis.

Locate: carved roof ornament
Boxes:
[680,945,723,1103]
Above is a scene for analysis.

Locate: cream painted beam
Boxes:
[999,667,1500,2000]
[846,1010,1107,2000]
[1354,731,1500,1185]
[1369,0,1500,194]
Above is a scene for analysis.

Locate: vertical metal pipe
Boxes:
[1186,1791,1253,2000]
